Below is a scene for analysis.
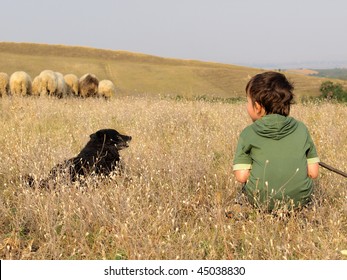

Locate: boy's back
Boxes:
[233,114,319,210]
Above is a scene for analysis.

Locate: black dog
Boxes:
[27,129,131,188]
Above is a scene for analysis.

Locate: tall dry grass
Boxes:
[0,96,346,260]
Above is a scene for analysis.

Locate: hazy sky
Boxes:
[1,0,347,68]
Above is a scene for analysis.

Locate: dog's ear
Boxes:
[90,130,107,141]
[90,131,102,140]
[90,132,97,140]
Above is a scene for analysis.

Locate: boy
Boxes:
[233,71,319,211]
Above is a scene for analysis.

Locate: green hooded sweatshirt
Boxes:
[233,114,319,210]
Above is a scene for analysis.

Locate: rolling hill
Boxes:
[311,68,347,80]
[0,42,345,99]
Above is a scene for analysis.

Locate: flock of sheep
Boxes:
[0,70,116,99]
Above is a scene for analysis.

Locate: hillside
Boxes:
[0,42,345,99]
[311,68,347,80]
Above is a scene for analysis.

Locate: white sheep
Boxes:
[79,73,99,97]
[64,74,79,96]
[38,70,58,96]
[9,71,32,96]
[31,76,42,96]
[55,72,67,98]
[0,72,9,97]
[98,79,116,99]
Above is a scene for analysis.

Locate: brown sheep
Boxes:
[79,73,99,97]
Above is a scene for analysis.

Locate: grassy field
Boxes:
[1,42,346,99]
[0,95,346,260]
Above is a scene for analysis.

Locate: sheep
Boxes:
[0,72,9,97]
[64,74,79,96]
[9,71,32,96]
[38,70,58,96]
[55,72,67,98]
[98,79,116,99]
[79,73,99,98]
[31,76,42,96]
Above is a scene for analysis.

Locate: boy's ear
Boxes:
[254,102,262,112]
[255,102,265,116]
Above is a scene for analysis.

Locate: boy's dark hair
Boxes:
[246,71,294,116]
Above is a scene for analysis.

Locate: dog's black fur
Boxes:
[27,129,131,188]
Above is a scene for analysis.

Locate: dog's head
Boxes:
[90,129,132,150]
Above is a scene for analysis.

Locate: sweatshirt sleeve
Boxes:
[305,127,320,164]
[233,131,253,171]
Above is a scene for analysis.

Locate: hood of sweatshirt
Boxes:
[251,114,299,140]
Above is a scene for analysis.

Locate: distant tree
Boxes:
[319,81,347,102]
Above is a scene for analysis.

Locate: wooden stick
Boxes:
[319,162,347,178]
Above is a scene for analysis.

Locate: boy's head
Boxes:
[246,71,294,117]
